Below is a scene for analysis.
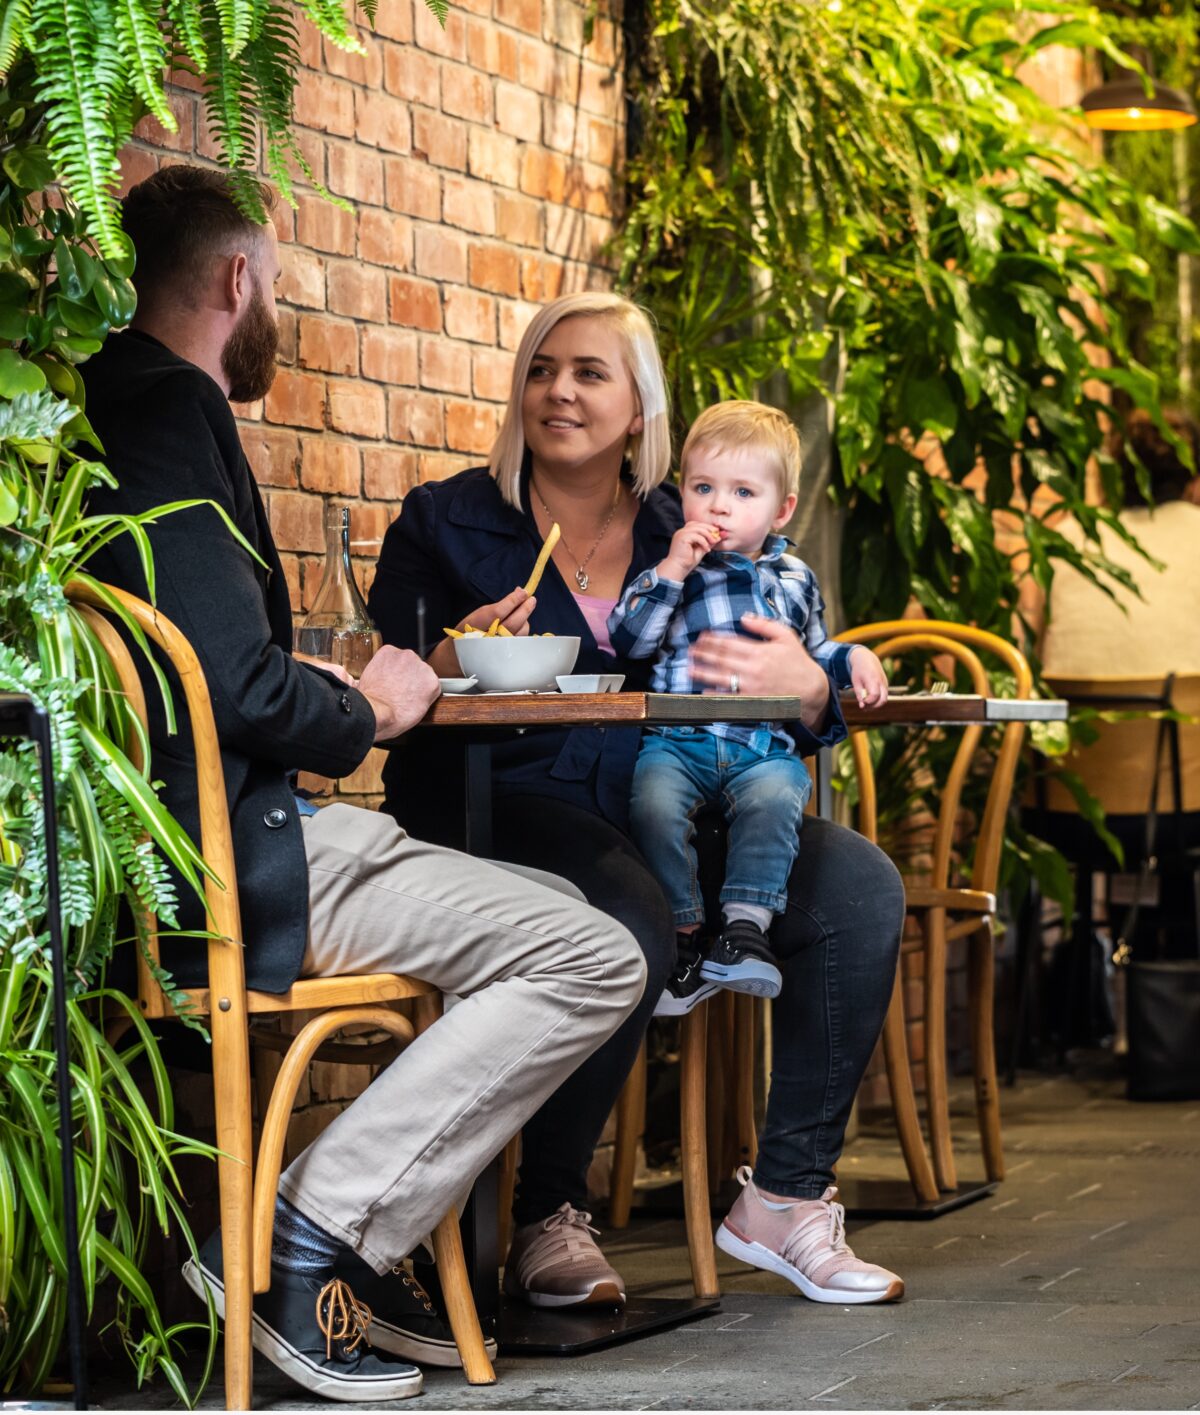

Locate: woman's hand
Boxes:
[426,588,538,676]
[690,613,832,730]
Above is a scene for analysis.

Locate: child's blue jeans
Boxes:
[629,727,812,928]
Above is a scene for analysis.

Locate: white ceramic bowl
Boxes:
[556,674,625,694]
[454,634,581,691]
[438,676,478,694]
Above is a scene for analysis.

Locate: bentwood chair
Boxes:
[835,621,1033,1194]
[67,581,495,1409]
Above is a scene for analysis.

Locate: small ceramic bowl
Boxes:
[454,634,581,692]
[555,674,626,694]
[438,676,478,694]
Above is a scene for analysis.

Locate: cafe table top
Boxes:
[420,689,1069,729]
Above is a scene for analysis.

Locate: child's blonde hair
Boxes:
[680,400,801,502]
[489,292,672,510]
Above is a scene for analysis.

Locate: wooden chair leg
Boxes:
[251,1007,415,1293]
[609,1040,646,1229]
[431,1211,497,1385]
[705,992,733,1190]
[968,920,1005,1181]
[497,1135,519,1256]
[881,969,939,1203]
[211,1009,255,1412]
[733,994,758,1171]
[680,1003,719,1299]
[923,906,958,1191]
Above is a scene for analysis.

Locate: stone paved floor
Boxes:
[97,1059,1200,1410]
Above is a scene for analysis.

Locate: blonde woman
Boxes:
[370,294,906,1311]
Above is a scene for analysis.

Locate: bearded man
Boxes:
[80,165,646,1404]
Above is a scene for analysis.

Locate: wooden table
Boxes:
[413,689,1069,1347]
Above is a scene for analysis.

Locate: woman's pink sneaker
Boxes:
[715,1166,904,1304]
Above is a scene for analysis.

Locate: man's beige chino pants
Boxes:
[278,804,646,1274]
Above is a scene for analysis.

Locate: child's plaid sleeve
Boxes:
[608,568,685,659]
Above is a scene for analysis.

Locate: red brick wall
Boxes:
[123,0,625,801]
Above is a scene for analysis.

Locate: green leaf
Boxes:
[0,349,48,396]
[2,144,57,190]
[904,375,957,441]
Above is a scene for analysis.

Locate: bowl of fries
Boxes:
[452,629,581,691]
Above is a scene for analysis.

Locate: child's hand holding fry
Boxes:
[660,521,724,582]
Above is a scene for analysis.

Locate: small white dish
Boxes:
[439,676,478,694]
[556,674,626,694]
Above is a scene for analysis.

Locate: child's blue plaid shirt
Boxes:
[607,534,859,755]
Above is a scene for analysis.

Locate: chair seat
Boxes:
[169,973,438,1018]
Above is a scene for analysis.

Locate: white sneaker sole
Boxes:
[182,1258,425,1399]
[714,1224,904,1304]
[653,981,721,1017]
[503,1277,626,1309]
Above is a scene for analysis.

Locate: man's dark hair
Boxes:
[121,166,276,309]
[1117,406,1199,506]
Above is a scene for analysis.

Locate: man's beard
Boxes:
[222,281,279,403]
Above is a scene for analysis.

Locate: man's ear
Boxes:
[773,492,798,529]
[222,251,252,315]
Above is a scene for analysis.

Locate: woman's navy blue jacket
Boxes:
[369,463,847,846]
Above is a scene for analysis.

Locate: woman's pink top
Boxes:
[571,591,619,656]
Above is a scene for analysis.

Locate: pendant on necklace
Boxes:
[576,569,590,592]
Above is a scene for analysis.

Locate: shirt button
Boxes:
[339,692,352,713]
[264,808,288,829]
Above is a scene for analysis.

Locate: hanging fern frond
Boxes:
[211,0,255,58]
[421,0,448,25]
[165,0,207,71]
[297,0,365,53]
[111,0,174,129]
[0,0,33,78]
[29,0,126,256]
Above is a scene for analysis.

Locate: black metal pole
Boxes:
[1,695,89,1409]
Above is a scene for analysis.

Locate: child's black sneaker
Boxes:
[701,920,783,998]
[654,934,720,1016]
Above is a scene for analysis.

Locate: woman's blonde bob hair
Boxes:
[488,292,672,509]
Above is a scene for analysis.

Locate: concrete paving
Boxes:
[97,1061,1200,1410]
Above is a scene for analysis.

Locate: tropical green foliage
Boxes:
[0,0,449,258]
[0,97,220,1401]
[616,0,1200,904]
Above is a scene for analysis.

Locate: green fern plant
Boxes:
[1,0,452,255]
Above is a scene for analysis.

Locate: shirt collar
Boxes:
[705,532,791,569]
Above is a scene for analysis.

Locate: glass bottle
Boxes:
[297,504,381,677]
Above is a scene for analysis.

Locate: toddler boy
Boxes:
[608,401,887,1015]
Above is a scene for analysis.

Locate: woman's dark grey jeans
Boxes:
[492,795,905,1219]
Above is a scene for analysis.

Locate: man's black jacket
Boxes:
[81,330,376,991]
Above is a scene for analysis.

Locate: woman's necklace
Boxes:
[532,478,622,592]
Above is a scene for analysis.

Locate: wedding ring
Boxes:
[729,673,741,695]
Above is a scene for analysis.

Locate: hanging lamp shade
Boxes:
[1080,76,1197,131]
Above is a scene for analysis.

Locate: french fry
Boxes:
[443,626,463,638]
[524,522,561,597]
[485,523,563,635]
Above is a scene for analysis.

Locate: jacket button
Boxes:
[339,692,352,713]
[264,808,288,829]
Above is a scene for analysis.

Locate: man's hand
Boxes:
[848,645,889,708]
[358,646,442,742]
[660,521,722,582]
[294,651,355,687]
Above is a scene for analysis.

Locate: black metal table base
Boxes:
[837,1176,997,1219]
[497,1295,721,1356]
